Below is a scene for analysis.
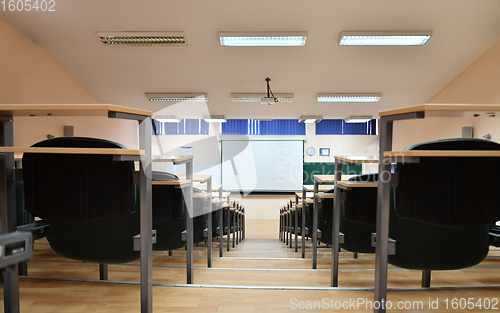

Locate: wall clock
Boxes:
[306,146,316,156]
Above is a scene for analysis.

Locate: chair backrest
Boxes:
[344,174,378,225]
[152,171,183,223]
[395,138,500,227]
[23,137,135,222]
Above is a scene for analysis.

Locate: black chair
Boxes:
[388,138,500,271]
[22,137,140,264]
[152,172,187,252]
[319,174,378,254]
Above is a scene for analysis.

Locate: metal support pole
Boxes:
[139,117,153,313]
[312,180,319,269]
[331,161,342,287]
[301,189,306,258]
[219,189,223,257]
[422,270,431,288]
[185,160,194,284]
[226,205,230,252]
[207,178,212,268]
[374,116,393,313]
[0,117,19,313]
[232,204,236,248]
[99,263,108,281]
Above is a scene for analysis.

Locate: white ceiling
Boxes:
[2,0,500,119]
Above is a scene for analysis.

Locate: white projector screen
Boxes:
[222,140,303,192]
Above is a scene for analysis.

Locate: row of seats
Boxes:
[16,137,245,279]
[280,138,500,286]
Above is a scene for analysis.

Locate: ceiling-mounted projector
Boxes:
[261,77,278,105]
[261,97,275,105]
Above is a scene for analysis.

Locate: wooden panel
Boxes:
[152,179,190,186]
[384,150,500,157]
[196,184,223,192]
[337,181,378,188]
[315,193,334,199]
[379,103,500,117]
[335,156,379,164]
[313,175,356,183]
[179,174,212,183]
[152,155,194,163]
[302,185,333,192]
[193,192,211,199]
[0,103,151,117]
[0,147,144,155]
[295,192,314,198]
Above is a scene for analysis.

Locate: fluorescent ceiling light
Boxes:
[338,31,432,46]
[203,115,226,123]
[154,115,181,123]
[298,116,322,123]
[317,93,381,103]
[146,93,208,102]
[97,32,187,46]
[219,32,307,46]
[345,116,373,123]
[253,119,274,121]
[231,93,294,102]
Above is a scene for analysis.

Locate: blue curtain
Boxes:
[222,119,305,135]
[152,119,209,135]
[316,119,378,135]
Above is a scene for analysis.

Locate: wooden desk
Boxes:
[315,193,334,199]
[0,103,153,313]
[152,180,190,187]
[179,174,212,183]
[337,181,378,189]
[196,184,223,192]
[295,192,314,199]
[153,155,194,164]
[335,155,379,165]
[302,185,332,192]
[374,103,500,312]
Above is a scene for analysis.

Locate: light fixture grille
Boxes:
[219,32,307,46]
[146,93,208,102]
[317,93,381,103]
[231,93,294,102]
[97,32,187,46]
[339,31,432,46]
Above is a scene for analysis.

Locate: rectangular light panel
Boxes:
[146,93,208,102]
[219,32,307,46]
[339,31,432,46]
[231,93,294,102]
[345,116,373,123]
[203,115,226,123]
[98,32,187,46]
[154,115,181,123]
[298,116,322,123]
[317,93,381,103]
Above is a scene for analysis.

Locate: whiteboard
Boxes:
[221,140,303,192]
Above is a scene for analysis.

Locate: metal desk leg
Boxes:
[285,208,288,246]
[374,116,393,313]
[312,181,319,269]
[301,190,306,258]
[294,204,298,252]
[99,263,108,281]
[185,160,194,284]
[226,205,230,252]
[232,205,236,248]
[207,179,212,268]
[289,207,292,249]
[139,118,153,313]
[331,162,342,287]
[0,116,20,313]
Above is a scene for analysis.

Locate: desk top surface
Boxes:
[196,184,223,192]
[384,150,500,158]
[152,156,194,163]
[313,174,356,183]
[302,185,333,192]
[335,156,379,164]
[0,147,144,155]
[0,104,151,117]
[295,192,315,198]
[152,180,190,186]
[315,193,334,199]
[337,181,378,188]
[379,103,500,117]
[179,174,212,183]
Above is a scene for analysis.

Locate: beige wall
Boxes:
[0,18,138,148]
[392,39,500,150]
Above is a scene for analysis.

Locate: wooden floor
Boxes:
[2,219,500,312]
